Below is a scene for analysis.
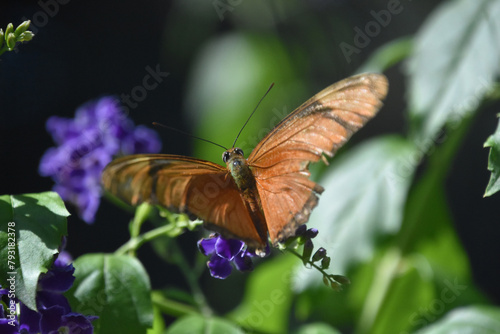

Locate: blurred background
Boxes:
[1,0,499,328]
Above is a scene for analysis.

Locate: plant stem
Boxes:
[168,238,213,317]
[286,248,335,283]
[355,112,475,334]
[151,291,198,317]
[114,223,177,256]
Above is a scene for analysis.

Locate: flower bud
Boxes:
[332,274,351,285]
[15,20,31,37]
[312,247,327,262]
[305,228,318,239]
[294,224,307,236]
[302,239,314,264]
[330,280,342,291]
[6,32,16,50]
[5,23,13,36]
[321,256,331,269]
[19,31,34,42]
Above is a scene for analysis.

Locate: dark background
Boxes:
[1,0,499,313]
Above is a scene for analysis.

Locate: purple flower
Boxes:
[39,96,161,223]
[0,252,97,334]
[198,234,259,279]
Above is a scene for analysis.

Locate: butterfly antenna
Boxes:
[232,82,275,148]
[153,122,228,151]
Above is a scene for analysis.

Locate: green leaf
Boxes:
[228,253,295,333]
[484,116,500,196]
[414,306,500,334]
[68,254,153,334]
[0,192,69,310]
[407,1,499,138]
[293,136,419,291]
[366,256,435,334]
[407,0,500,143]
[165,314,244,334]
[296,323,341,334]
[357,37,413,74]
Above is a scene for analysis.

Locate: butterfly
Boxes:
[102,73,388,256]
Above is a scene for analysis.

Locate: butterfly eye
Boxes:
[222,151,231,163]
[234,148,244,156]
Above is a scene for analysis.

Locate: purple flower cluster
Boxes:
[0,252,97,334]
[39,96,161,223]
[198,234,266,279]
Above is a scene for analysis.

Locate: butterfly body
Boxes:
[102,73,389,254]
[224,147,254,192]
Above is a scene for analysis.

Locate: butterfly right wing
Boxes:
[248,73,388,244]
[101,154,267,248]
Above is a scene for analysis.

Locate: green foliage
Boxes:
[0,192,68,310]
[413,306,500,334]
[294,136,419,290]
[165,314,245,334]
[296,323,341,334]
[406,0,500,143]
[484,116,500,196]
[68,253,153,334]
[5,0,500,333]
[228,254,295,333]
[0,20,34,56]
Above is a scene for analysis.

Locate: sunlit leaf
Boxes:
[414,306,500,334]
[0,191,68,310]
[484,116,500,196]
[293,136,418,291]
[165,314,244,334]
[296,322,341,334]
[407,0,500,143]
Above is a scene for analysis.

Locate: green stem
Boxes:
[114,223,178,256]
[168,238,213,317]
[286,248,333,282]
[151,291,198,317]
[355,112,475,334]
[398,112,474,253]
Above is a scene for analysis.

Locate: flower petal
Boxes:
[233,252,254,272]
[207,255,232,279]
[39,305,65,334]
[215,237,244,260]
[61,313,97,334]
[197,237,217,256]
[38,264,75,293]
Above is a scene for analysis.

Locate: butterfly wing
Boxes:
[102,154,267,248]
[248,73,389,244]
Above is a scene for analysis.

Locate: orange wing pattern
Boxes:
[248,73,388,244]
[101,154,267,247]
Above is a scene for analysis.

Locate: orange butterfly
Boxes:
[102,73,388,256]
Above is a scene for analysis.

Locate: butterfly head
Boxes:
[222,147,245,165]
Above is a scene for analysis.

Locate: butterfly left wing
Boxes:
[102,154,268,248]
[248,73,389,244]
